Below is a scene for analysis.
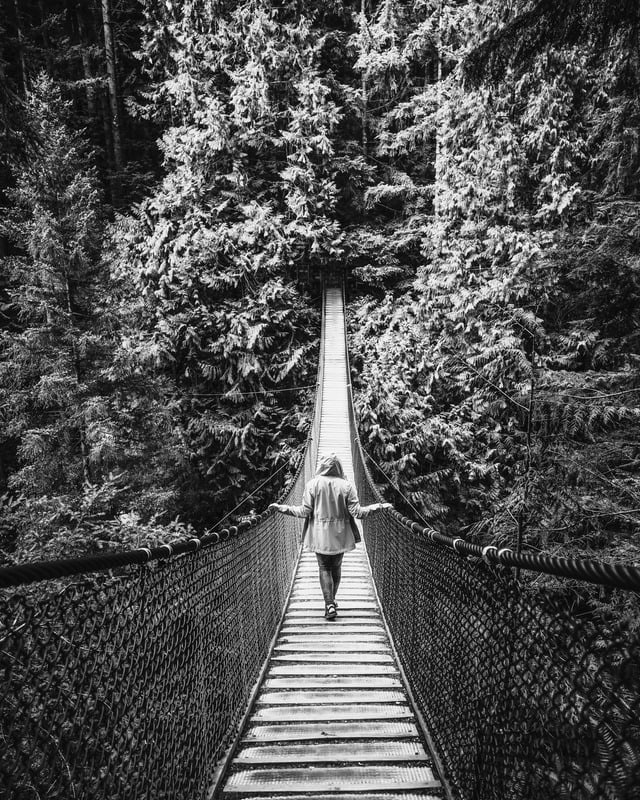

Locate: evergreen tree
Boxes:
[349,0,640,565]
[0,74,111,557]
[1,74,104,495]
[0,0,160,205]
[0,75,189,561]
[124,0,331,522]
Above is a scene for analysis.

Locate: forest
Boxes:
[1,0,639,606]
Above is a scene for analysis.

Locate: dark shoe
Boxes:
[325,603,337,620]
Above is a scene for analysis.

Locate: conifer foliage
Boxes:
[0,0,638,576]
[127,0,325,519]
[348,0,640,578]
[0,75,108,554]
[0,75,188,560]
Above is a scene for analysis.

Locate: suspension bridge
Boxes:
[1,286,639,800]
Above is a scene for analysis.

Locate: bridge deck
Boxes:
[220,288,442,798]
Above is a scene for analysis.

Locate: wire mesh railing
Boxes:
[359,508,640,800]
[344,288,640,800]
[0,297,325,800]
[1,520,299,800]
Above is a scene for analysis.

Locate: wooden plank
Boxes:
[256,689,406,705]
[281,616,383,626]
[287,599,378,608]
[233,741,430,764]
[281,620,385,630]
[292,580,372,587]
[267,663,400,676]
[224,765,440,793]
[252,703,414,722]
[221,794,439,800]
[275,641,389,653]
[271,652,394,664]
[289,596,376,603]
[278,633,387,644]
[291,586,374,593]
[241,720,421,743]
[262,676,402,690]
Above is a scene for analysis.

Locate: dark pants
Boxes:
[315,552,343,606]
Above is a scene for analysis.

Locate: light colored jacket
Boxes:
[272,453,385,555]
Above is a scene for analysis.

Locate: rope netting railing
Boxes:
[0,302,325,800]
[344,293,640,800]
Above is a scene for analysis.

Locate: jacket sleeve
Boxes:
[345,483,381,518]
[273,481,314,518]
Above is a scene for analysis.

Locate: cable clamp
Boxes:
[158,544,173,558]
[498,548,513,559]
[189,538,202,551]
[137,548,153,562]
[482,545,498,564]
[452,538,465,554]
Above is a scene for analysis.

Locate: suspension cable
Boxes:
[360,439,640,591]
[210,446,305,530]
[189,384,316,398]
[363,449,434,530]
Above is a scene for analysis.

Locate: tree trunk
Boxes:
[0,451,6,492]
[99,84,117,196]
[38,0,55,75]
[65,276,93,485]
[76,1,96,118]
[360,0,368,160]
[13,0,28,95]
[101,0,123,173]
[434,0,443,221]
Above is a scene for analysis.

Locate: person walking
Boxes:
[269,452,391,620]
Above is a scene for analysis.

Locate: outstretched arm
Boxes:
[269,482,314,518]
[346,484,392,518]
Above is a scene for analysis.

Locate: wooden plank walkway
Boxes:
[219,287,442,798]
